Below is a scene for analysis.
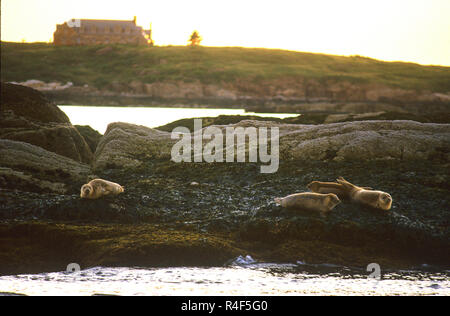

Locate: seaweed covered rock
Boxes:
[0,82,93,164]
[1,156,448,271]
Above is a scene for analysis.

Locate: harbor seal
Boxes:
[80,179,124,200]
[336,177,392,211]
[307,180,372,199]
[274,192,341,217]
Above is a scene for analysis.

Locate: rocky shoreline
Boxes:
[12,79,450,116]
[0,83,449,276]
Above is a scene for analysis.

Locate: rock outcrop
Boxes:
[0,139,90,193]
[7,79,74,91]
[277,120,450,162]
[93,120,450,171]
[0,82,93,164]
[1,82,71,124]
[15,79,450,114]
[107,79,450,106]
[93,122,173,170]
[75,125,103,154]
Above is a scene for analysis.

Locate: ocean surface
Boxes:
[0,257,448,296]
[58,105,298,134]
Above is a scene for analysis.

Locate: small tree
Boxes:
[188,30,202,47]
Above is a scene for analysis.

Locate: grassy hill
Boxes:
[1,42,450,92]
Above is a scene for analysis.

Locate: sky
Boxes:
[2,0,450,66]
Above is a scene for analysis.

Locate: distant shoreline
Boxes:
[2,43,449,113]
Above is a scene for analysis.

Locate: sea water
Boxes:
[58,106,298,134]
[0,259,448,296]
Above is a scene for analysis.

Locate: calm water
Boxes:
[59,105,298,134]
[0,259,448,296]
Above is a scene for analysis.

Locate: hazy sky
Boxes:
[2,0,450,66]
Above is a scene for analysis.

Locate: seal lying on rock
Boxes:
[336,177,392,211]
[274,192,341,217]
[80,179,124,200]
[307,180,372,199]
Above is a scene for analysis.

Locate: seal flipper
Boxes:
[337,177,372,190]
[336,177,355,189]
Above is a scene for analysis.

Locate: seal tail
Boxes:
[274,197,283,205]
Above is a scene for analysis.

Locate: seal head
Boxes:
[80,184,93,198]
[376,192,393,211]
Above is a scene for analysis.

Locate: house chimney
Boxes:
[133,16,137,25]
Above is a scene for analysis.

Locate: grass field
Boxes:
[2,42,450,92]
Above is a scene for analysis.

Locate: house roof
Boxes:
[68,19,140,29]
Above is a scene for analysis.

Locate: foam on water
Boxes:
[0,261,448,296]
